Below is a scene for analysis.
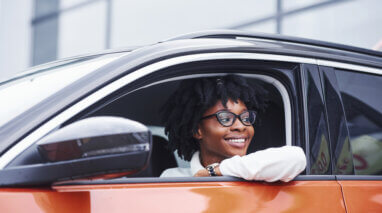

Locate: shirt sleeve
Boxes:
[160,167,193,177]
[219,146,307,182]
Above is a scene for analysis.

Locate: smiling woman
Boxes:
[160,75,306,181]
[196,99,255,164]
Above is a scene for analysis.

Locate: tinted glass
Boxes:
[304,65,331,175]
[336,69,382,175]
[321,68,354,175]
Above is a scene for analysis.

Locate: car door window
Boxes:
[335,69,382,175]
[4,58,299,184]
[89,74,287,177]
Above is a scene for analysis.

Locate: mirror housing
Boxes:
[38,116,150,162]
[0,116,151,186]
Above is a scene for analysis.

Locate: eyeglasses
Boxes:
[201,110,256,127]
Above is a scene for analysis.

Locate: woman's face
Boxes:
[195,99,255,165]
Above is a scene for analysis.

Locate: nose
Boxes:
[230,117,246,132]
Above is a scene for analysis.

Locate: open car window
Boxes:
[4,57,299,185]
[87,74,287,177]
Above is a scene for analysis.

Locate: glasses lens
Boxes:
[217,112,234,126]
[240,111,256,125]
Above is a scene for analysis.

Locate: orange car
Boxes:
[0,31,381,212]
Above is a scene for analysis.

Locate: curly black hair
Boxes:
[162,75,268,161]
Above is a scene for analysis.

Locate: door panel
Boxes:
[0,188,90,212]
[0,181,345,212]
[338,180,382,212]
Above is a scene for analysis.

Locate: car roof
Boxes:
[167,29,382,62]
[77,29,381,69]
[21,29,381,73]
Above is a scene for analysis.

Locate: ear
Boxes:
[193,124,203,140]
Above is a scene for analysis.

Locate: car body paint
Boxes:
[0,181,345,212]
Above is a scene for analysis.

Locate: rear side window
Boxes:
[335,69,382,175]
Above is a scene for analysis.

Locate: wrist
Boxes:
[206,163,220,176]
[214,166,222,176]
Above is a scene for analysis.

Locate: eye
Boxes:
[242,116,250,122]
[217,112,233,123]
[240,112,251,123]
[221,117,231,122]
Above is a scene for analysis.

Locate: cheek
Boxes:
[200,121,227,141]
[203,126,227,139]
[249,126,255,139]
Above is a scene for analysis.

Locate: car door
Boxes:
[320,65,382,212]
[0,39,346,212]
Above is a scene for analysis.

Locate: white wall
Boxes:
[58,0,106,58]
[0,0,32,81]
[0,0,382,80]
[282,0,382,49]
[110,0,275,47]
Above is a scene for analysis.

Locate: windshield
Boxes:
[0,53,126,128]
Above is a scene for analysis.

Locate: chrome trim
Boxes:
[317,59,382,75]
[3,52,380,169]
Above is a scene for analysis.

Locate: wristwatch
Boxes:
[206,163,219,176]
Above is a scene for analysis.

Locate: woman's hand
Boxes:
[194,169,209,177]
[194,166,222,177]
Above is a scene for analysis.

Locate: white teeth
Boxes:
[227,138,245,143]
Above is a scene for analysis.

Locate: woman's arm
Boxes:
[195,146,306,182]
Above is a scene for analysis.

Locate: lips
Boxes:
[224,136,248,148]
[226,138,245,143]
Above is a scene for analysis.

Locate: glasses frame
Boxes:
[200,110,256,127]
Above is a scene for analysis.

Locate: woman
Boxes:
[160,75,306,182]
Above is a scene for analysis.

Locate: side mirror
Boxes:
[38,116,150,162]
[0,116,151,186]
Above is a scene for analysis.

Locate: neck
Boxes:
[199,150,225,167]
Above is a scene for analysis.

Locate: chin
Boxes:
[228,149,248,157]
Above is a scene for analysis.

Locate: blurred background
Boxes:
[0,0,381,81]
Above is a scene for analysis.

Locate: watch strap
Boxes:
[206,163,219,176]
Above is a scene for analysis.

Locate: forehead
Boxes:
[203,99,248,116]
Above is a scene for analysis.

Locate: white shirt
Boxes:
[160,146,306,182]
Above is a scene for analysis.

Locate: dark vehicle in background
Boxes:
[0,30,381,212]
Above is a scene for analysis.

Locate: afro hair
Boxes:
[162,75,268,161]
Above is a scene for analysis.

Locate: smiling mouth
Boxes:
[224,137,248,148]
[226,138,246,143]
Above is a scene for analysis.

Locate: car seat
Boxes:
[247,101,285,153]
[131,135,177,177]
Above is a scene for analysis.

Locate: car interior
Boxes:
[89,75,286,177]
